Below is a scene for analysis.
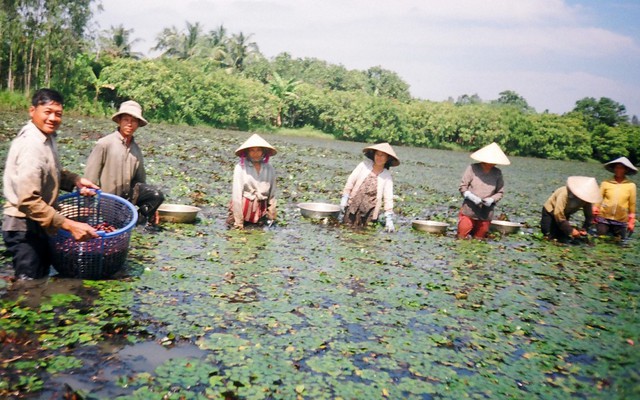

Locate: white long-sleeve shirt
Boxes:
[231,161,277,226]
[342,159,394,220]
[3,122,78,232]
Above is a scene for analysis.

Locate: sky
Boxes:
[92,0,640,117]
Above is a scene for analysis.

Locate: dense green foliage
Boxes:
[1,0,638,163]
[0,0,93,93]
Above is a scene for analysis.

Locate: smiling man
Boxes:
[84,100,164,230]
[2,88,100,279]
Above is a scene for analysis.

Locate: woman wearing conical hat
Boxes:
[593,156,637,239]
[226,134,278,229]
[340,143,399,232]
[541,176,602,243]
[457,142,510,239]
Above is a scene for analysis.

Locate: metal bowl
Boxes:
[157,204,201,223]
[412,220,449,234]
[298,202,341,219]
[490,220,522,234]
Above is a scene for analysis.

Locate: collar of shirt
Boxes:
[606,177,632,184]
[23,121,55,144]
[118,131,134,146]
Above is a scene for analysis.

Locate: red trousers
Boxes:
[457,210,490,239]
[242,197,267,224]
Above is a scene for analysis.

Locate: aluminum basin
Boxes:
[490,220,522,234]
[412,220,449,234]
[158,204,201,223]
[298,202,341,219]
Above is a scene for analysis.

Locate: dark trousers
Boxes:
[596,221,628,239]
[541,207,570,242]
[3,220,52,279]
[131,183,165,225]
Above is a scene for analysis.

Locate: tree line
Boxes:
[1,0,638,163]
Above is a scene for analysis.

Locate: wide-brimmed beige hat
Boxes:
[566,176,602,203]
[470,142,510,165]
[111,100,148,127]
[604,156,637,175]
[363,142,400,167]
[235,134,277,157]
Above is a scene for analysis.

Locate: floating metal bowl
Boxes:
[490,220,522,234]
[297,202,341,219]
[158,204,201,223]
[412,220,449,234]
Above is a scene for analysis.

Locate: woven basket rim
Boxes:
[55,190,138,238]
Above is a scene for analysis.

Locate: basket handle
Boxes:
[92,189,107,236]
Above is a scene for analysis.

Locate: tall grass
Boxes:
[0,90,29,110]
[0,90,28,110]
[276,125,335,139]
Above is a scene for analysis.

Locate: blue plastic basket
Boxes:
[49,191,138,279]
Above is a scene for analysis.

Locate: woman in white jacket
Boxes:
[227,134,277,229]
[340,143,400,232]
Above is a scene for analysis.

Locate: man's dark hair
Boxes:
[31,88,64,107]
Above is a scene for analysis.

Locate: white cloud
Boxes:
[93,0,640,115]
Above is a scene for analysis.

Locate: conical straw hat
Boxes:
[235,134,277,157]
[566,176,602,203]
[470,142,510,165]
[362,142,400,167]
[604,156,637,175]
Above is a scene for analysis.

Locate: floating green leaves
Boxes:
[0,111,638,398]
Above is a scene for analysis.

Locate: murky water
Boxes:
[41,341,208,399]
[0,116,638,398]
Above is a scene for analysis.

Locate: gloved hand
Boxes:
[482,197,495,207]
[629,213,636,232]
[340,194,349,212]
[385,212,395,233]
[463,191,482,205]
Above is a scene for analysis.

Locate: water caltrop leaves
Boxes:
[0,111,638,398]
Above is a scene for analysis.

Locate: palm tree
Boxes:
[199,24,228,60]
[208,25,227,45]
[183,21,203,58]
[269,71,300,127]
[221,32,260,72]
[152,21,203,60]
[98,25,142,59]
[152,25,183,58]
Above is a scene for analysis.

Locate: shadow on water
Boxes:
[0,273,94,308]
[42,341,208,399]
[0,258,144,308]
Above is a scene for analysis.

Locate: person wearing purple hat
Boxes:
[593,156,637,239]
[226,134,278,229]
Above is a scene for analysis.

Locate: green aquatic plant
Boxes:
[0,111,638,398]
